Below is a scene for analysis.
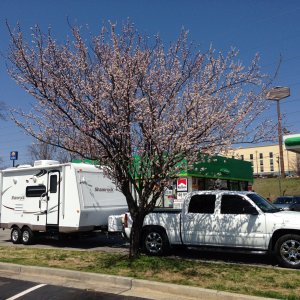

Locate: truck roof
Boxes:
[190,190,255,196]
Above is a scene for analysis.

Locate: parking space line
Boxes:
[6,283,47,300]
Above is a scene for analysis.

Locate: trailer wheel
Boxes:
[21,227,34,245]
[11,227,21,244]
[143,227,170,256]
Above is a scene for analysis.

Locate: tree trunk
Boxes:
[129,214,145,258]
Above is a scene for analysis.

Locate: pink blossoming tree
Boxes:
[7,21,274,257]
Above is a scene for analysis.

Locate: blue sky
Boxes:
[1,0,300,167]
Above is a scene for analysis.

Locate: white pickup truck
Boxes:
[118,190,300,269]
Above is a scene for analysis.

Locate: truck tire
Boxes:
[275,234,300,269]
[21,227,35,245]
[143,227,170,256]
[11,227,21,244]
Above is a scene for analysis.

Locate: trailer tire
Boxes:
[21,227,34,245]
[11,227,21,244]
[143,227,170,256]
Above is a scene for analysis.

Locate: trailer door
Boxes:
[46,171,60,225]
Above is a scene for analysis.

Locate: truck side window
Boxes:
[26,185,46,197]
[188,194,216,214]
[221,195,252,214]
[50,175,58,193]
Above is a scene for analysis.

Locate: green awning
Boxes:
[72,154,253,182]
[284,134,300,154]
[179,155,253,182]
[285,137,300,147]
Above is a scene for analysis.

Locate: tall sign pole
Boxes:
[276,100,285,178]
[266,87,290,178]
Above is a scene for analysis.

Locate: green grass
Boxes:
[253,177,300,200]
[1,246,300,299]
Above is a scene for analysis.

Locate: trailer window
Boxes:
[188,194,216,214]
[26,185,46,197]
[50,175,58,193]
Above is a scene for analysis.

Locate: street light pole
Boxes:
[266,86,290,179]
[276,99,285,178]
[276,156,282,195]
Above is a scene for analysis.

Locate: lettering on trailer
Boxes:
[95,187,114,193]
[11,196,25,200]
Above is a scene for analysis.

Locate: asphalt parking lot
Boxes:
[0,276,146,300]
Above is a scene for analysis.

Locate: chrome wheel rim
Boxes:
[12,230,19,242]
[22,231,29,243]
[145,232,162,254]
[280,239,300,266]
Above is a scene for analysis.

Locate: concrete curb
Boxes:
[0,262,274,300]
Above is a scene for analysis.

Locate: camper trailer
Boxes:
[0,160,128,245]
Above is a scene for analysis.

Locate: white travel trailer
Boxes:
[0,160,128,245]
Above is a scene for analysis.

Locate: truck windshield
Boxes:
[247,193,281,213]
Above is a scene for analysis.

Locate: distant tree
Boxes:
[28,140,75,164]
[7,21,275,257]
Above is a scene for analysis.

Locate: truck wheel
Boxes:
[21,227,34,245]
[143,227,170,256]
[11,227,21,244]
[275,234,300,269]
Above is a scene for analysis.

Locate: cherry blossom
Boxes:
[7,21,274,257]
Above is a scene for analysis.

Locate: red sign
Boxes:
[177,178,188,192]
